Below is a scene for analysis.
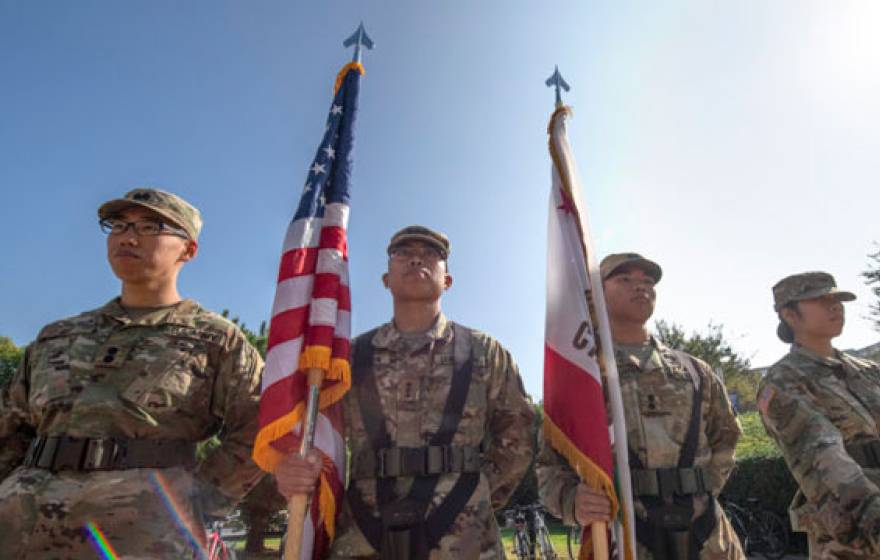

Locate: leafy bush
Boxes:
[735,411,781,460]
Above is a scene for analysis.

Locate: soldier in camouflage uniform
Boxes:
[275,225,535,560]
[0,188,265,559]
[757,271,880,559]
[537,253,744,559]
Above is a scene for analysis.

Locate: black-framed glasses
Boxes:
[99,218,189,239]
[388,246,443,262]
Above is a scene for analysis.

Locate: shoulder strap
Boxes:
[411,323,478,547]
[348,328,390,550]
[677,354,704,468]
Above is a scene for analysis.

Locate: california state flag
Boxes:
[543,105,636,560]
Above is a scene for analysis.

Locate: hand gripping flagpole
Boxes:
[285,368,325,560]
[545,66,607,560]
[284,24,373,560]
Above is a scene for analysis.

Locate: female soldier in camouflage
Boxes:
[757,272,880,559]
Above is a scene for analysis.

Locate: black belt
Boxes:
[24,435,197,472]
[847,440,880,468]
[631,467,708,498]
[351,445,482,480]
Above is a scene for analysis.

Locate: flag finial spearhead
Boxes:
[545,65,571,108]
[343,22,374,63]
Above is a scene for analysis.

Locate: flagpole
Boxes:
[282,25,373,560]
[285,368,325,560]
[545,66,635,560]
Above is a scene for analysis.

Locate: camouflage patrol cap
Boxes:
[599,253,662,283]
[387,225,450,259]
[98,188,202,240]
[772,271,855,312]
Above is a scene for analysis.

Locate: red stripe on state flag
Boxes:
[277,246,319,282]
[544,343,613,475]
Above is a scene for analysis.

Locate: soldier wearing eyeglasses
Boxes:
[273,225,535,560]
[0,188,265,558]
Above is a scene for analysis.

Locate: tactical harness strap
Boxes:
[348,324,481,556]
[24,435,196,471]
[628,353,717,560]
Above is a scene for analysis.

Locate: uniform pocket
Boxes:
[121,334,210,409]
[29,336,74,408]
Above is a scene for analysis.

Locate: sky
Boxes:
[1,1,879,401]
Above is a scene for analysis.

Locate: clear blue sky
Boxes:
[2,1,879,400]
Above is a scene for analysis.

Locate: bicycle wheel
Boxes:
[515,531,533,559]
[723,505,750,555]
[755,510,789,560]
[537,527,557,559]
[566,525,582,560]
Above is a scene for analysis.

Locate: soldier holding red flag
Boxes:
[538,253,744,560]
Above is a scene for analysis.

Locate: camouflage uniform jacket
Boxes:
[757,344,880,554]
[0,298,264,558]
[537,338,744,559]
[329,314,535,560]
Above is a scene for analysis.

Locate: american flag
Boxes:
[253,61,364,560]
[543,106,635,560]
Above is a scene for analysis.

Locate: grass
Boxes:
[499,524,578,558]
[236,527,580,558]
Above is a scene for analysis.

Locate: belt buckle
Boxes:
[84,438,122,470]
[657,468,678,500]
[425,445,446,475]
[52,436,87,471]
[25,436,46,468]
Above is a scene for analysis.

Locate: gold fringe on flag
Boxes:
[334,62,365,94]
[251,354,351,472]
[299,345,331,371]
[544,415,634,560]
[318,466,338,539]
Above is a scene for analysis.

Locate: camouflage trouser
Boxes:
[807,530,875,559]
[634,498,746,560]
[0,466,205,559]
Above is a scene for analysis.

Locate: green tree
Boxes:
[654,320,751,379]
[0,336,24,388]
[220,309,268,357]
[654,320,761,411]
[864,244,880,333]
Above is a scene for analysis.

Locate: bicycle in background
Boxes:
[504,504,559,559]
[722,497,789,559]
[204,516,242,560]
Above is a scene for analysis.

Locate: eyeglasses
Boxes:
[388,246,443,262]
[99,218,189,239]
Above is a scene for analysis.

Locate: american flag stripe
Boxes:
[253,61,365,559]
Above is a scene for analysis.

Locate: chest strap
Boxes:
[629,353,716,560]
[24,435,196,472]
[631,466,708,498]
[350,444,483,480]
[348,323,480,556]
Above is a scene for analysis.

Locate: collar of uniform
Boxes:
[790,343,844,368]
[371,312,452,349]
[615,335,663,371]
[98,297,199,326]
